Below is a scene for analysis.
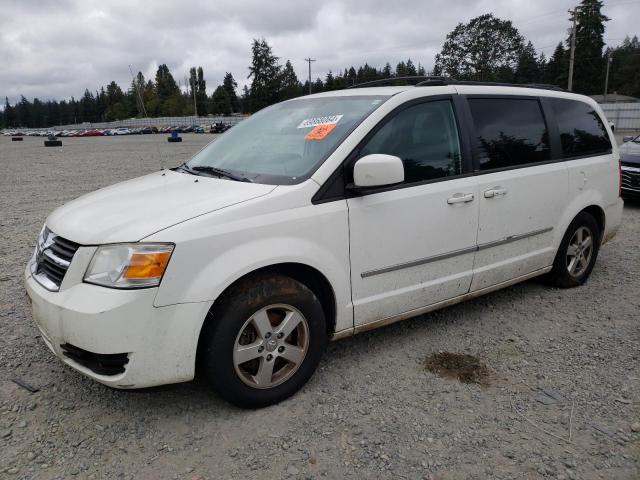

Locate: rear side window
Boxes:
[549,98,611,158]
[359,100,462,184]
[469,98,551,170]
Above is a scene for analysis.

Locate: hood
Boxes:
[46,170,276,244]
[620,140,640,165]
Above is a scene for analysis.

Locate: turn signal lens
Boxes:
[123,252,172,279]
[84,243,174,289]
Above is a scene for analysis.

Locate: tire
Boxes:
[547,212,601,288]
[44,140,62,147]
[11,137,23,141]
[167,136,182,143]
[200,273,327,408]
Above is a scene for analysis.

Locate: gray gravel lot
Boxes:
[0,134,638,479]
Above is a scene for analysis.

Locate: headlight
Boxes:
[84,243,174,289]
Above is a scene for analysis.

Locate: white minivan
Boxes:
[25,81,623,407]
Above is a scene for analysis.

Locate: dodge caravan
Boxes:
[25,81,623,407]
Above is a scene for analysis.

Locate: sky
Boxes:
[0,0,638,104]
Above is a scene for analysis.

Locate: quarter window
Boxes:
[549,98,611,158]
[359,100,462,184]
[469,98,551,170]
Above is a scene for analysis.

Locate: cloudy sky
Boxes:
[1,0,638,103]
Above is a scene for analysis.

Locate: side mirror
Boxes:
[352,154,404,189]
[623,136,634,143]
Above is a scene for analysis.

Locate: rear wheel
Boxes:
[200,274,327,408]
[547,212,600,288]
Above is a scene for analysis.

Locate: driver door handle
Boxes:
[484,187,508,198]
[447,193,475,205]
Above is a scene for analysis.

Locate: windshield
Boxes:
[185,95,388,184]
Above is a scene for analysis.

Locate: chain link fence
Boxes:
[49,115,247,131]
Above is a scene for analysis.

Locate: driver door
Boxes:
[347,97,479,327]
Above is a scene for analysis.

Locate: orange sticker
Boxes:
[304,123,336,140]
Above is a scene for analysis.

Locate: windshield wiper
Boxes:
[174,163,197,175]
[174,163,253,182]
[191,165,253,183]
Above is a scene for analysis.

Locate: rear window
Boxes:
[549,98,611,158]
[469,98,551,170]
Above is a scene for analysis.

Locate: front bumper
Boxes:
[24,263,211,389]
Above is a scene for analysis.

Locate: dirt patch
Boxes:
[425,352,490,384]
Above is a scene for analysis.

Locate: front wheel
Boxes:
[199,274,327,408]
[547,212,601,288]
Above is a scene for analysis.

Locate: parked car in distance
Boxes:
[112,128,131,135]
[620,134,640,199]
[25,82,622,408]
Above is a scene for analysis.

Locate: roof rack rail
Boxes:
[347,76,448,89]
[416,79,565,92]
[349,76,565,92]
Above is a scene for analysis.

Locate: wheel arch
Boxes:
[195,262,337,370]
[581,204,605,240]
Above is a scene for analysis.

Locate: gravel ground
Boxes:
[0,134,638,480]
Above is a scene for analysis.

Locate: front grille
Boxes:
[32,228,80,291]
[621,169,640,190]
[60,343,129,376]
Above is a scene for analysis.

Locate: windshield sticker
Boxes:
[297,114,343,129]
[304,124,337,141]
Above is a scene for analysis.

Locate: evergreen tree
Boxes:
[80,89,96,123]
[569,0,609,94]
[222,72,239,112]
[347,67,357,87]
[405,59,418,76]
[239,85,251,113]
[324,71,335,91]
[544,42,568,87]
[155,64,184,115]
[515,41,541,84]
[279,60,302,99]
[105,81,127,121]
[189,66,207,116]
[210,85,232,115]
[248,38,281,112]
[3,97,16,127]
[609,35,640,97]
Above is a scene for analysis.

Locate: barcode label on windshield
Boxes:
[297,115,343,129]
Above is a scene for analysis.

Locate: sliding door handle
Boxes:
[484,187,508,198]
[447,193,475,205]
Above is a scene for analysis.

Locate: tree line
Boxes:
[2,0,638,128]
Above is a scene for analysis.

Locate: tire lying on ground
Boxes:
[44,140,62,147]
[11,137,23,141]
[167,136,182,143]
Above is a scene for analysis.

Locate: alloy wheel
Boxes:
[566,226,594,277]
[233,304,309,389]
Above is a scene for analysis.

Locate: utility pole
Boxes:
[191,75,198,117]
[567,8,578,92]
[603,50,612,102]
[305,57,316,95]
